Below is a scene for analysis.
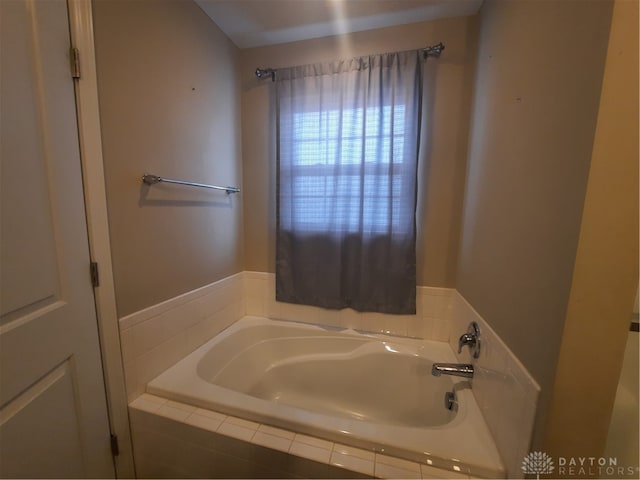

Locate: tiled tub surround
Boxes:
[119,271,539,478]
[146,316,504,478]
[130,393,475,479]
[245,271,454,340]
[119,271,453,402]
[449,293,540,478]
[119,273,245,401]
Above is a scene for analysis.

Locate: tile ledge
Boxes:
[129,394,473,479]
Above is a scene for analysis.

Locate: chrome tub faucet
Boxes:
[431,322,481,380]
[431,363,474,379]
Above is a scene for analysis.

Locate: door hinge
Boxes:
[90,261,100,287]
[110,434,120,457]
[70,47,81,79]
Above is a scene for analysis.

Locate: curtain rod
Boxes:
[255,42,445,81]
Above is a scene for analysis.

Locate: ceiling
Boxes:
[195,0,483,49]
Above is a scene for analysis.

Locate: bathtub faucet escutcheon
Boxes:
[458,321,481,358]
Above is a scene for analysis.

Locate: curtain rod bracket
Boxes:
[255,67,276,81]
[422,42,445,58]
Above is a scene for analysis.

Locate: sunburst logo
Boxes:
[522,451,555,479]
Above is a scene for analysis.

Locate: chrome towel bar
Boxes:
[142,173,240,194]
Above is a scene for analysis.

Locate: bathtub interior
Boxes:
[199,326,458,427]
[146,316,505,478]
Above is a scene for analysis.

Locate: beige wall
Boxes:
[93,0,244,317]
[456,0,614,447]
[544,0,639,460]
[239,16,478,287]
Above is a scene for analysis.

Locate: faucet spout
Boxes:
[431,363,474,379]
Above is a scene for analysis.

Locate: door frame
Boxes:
[67,0,134,476]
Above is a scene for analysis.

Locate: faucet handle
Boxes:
[458,333,476,353]
[458,321,481,359]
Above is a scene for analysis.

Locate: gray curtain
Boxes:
[276,50,423,314]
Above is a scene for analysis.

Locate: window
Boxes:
[280,104,413,235]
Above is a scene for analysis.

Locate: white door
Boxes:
[0,0,115,477]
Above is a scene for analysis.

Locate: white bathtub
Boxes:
[147,316,504,477]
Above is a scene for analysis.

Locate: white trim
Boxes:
[66,0,135,476]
